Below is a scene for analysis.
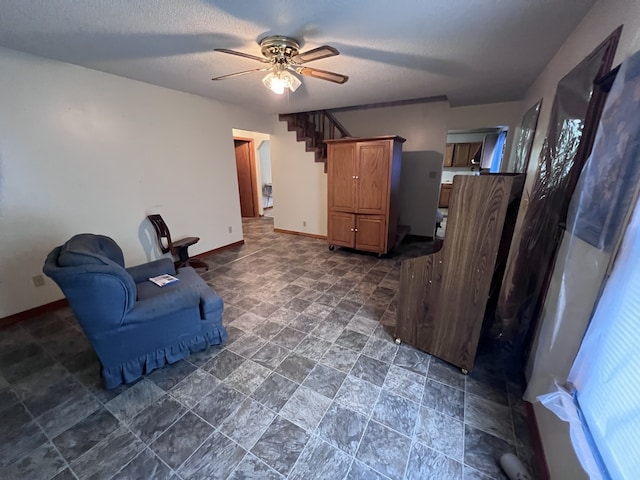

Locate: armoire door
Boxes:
[355,214,386,252]
[328,212,356,248]
[328,143,357,212]
[356,141,390,214]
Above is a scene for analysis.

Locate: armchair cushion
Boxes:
[135,266,223,317]
[126,257,176,283]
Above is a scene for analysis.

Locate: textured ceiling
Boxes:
[0,0,596,114]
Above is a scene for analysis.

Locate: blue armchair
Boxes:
[43,233,226,389]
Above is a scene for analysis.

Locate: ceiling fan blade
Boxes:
[214,48,270,63]
[295,66,349,84]
[211,68,269,81]
[291,45,339,64]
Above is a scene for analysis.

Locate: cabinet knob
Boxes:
[350,228,354,232]
[354,228,358,232]
[352,175,356,179]
[355,176,359,179]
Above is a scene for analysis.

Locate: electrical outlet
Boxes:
[303,220,307,227]
[228,226,232,233]
[32,275,45,287]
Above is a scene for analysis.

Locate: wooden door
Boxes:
[328,212,355,248]
[234,138,258,217]
[355,214,386,252]
[327,143,357,211]
[356,141,389,214]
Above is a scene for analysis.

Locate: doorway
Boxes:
[258,140,273,217]
[234,137,259,218]
[438,127,508,236]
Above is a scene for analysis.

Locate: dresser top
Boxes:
[324,135,406,144]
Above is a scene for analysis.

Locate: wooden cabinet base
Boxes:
[328,222,411,256]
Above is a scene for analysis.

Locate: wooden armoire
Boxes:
[395,173,525,372]
[325,136,406,255]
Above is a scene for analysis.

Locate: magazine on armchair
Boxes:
[148,274,179,287]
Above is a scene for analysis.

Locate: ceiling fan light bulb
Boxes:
[262,72,286,94]
[271,81,286,94]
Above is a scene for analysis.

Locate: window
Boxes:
[542,199,640,479]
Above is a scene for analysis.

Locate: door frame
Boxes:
[233,136,260,218]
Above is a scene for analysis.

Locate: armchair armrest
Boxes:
[126,258,176,283]
[125,285,200,325]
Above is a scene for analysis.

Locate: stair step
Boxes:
[279,111,349,173]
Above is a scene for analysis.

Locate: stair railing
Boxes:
[309,110,352,141]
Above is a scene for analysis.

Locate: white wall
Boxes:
[258,141,272,208]
[0,47,274,318]
[258,141,272,185]
[508,0,640,477]
[270,118,327,236]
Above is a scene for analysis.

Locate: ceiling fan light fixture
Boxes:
[262,72,284,94]
[282,70,302,92]
[262,69,301,94]
[213,36,347,93]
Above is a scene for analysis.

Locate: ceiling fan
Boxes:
[212,35,349,94]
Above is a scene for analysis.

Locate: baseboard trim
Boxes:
[191,240,244,259]
[0,298,69,330]
[525,401,551,480]
[273,228,327,240]
[0,240,246,329]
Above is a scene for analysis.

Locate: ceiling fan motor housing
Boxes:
[260,36,300,64]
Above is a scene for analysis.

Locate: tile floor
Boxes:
[0,217,536,480]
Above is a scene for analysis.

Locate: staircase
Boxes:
[279,110,351,172]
